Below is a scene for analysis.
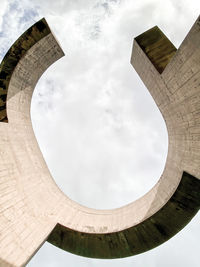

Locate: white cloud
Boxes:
[0,0,200,266]
[0,0,9,32]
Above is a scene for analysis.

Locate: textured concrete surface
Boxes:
[0,18,51,122]
[135,26,177,73]
[0,16,200,266]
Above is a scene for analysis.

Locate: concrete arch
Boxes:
[0,17,200,266]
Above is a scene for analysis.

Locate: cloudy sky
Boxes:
[0,0,200,266]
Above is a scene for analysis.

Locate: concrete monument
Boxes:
[0,17,199,266]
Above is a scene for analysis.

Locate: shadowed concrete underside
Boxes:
[0,16,200,266]
[135,26,177,73]
[48,172,200,258]
[0,19,51,122]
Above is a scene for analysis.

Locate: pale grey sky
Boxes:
[0,0,200,266]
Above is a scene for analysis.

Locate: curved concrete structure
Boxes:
[0,17,200,266]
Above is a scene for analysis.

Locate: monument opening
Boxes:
[31,60,168,210]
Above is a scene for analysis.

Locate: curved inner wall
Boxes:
[30,61,168,210]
